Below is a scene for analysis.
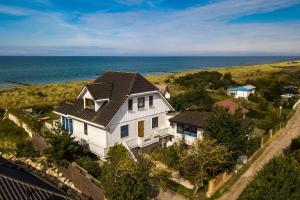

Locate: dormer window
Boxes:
[138,97,145,109]
[85,98,95,110]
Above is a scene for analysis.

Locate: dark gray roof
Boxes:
[0,157,70,200]
[85,82,112,100]
[169,111,252,130]
[55,71,159,127]
[169,111,212,128]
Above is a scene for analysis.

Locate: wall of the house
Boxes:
[168,123,204,146]
[107,92,171,147]
[61,115,108,157]
[228,89,255,100]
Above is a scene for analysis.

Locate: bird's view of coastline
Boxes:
[1,0,300,200]
[0,56,298,88]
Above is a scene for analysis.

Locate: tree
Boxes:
[179,139,232,194]
[170,89,214,111]
[205,106,250,159]
[45,126,89,166]
[239,156,300,200]
[100,144,153,200]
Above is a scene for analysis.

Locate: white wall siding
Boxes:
[107,92,171,147]
[72,118,108,156]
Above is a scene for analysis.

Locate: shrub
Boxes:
[151,146,179,169]
[239,156,300,200]
[0,107,5,118]
[170,90,214,111]
[100,145,153,200]
[45,126,90,166]
[16,140,39,158]
[291,137,300,151]
[75,156,102,178]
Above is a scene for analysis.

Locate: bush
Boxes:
[100,145,153,200]
[170,90,214,111]
[291,137,300,151]
[16,140,39,158]
[151,146,179,169]
[239,156,300,200]
[45,126,90,166]
[0,107,5,118]
[76,156,102,178]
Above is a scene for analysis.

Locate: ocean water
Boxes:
[0,56,298,88]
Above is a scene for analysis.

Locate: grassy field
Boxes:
[0,60,300,110]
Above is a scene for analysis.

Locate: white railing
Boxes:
[88,142,108,158]
[122,142,137,162]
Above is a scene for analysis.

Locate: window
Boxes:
[85,98,94,110]
[152,117,158,128]
[149,96,153,107]
[69,118,73,134]
[84,123,88,135]
[138,97,145,109]
[121,125,129,138]
[177,123,184,134]
[128,99,133,111]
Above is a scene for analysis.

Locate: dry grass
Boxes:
[0,81,90,109]
[146,60,300,84]
[1,60,300,110]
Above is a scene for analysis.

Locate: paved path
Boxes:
[218,107,300,200]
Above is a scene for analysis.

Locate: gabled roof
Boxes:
[215,99,249,115]
[169,111,212,128]
[55,71,160,127]
[0,157,70,200]
[228,85,256,92]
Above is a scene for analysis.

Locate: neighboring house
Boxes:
[227,85,256,99]
[54,71,174,158]
[215,99,249,118]
[154,84,171,100]
[0,157,70,200]
[168,111,212,145]
[168,111,253,145]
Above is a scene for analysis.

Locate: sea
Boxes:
[0,56,299,88]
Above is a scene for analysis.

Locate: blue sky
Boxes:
[0,0,300,56]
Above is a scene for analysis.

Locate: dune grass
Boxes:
[0,60,299,110]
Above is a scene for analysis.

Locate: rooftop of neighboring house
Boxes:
[169,111,212,129]
[215,99,249,115]
[169,110,253,130]
[228,85,256,92]
[0,157,70,200]
[55,71,160,127]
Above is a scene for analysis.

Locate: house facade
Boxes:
[168,111,211,145]
[227,85,256,100]
[54,72,174,158]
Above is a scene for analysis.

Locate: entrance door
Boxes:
[138,121,144,138]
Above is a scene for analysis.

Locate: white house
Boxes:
[168,111,211,145]
[54,71,174,158]
[227,85,256,100]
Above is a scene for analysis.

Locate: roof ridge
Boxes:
[128,73,138,95]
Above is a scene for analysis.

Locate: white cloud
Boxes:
[1,0,300,55]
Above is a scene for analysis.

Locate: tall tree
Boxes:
[205,106,250,159]
[179,139,232,194]
[45,126,89,166]
[100,144,153,200]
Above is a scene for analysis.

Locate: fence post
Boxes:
[261,137,264,148]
